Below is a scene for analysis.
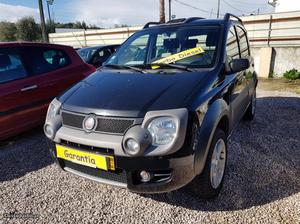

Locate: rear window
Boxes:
[24,47,71,75]
[0,48,28,84]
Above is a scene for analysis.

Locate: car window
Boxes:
[226,27,240,62]
[98,48,112,58]
[106,26,220,68]
[108,34,150,65]
[110,46,119,53]
[77,48,97,62]
[0,48,28,84]
[236,26,250,58]
[24,47,71,75]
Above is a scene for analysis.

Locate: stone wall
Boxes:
[251,47,300,77]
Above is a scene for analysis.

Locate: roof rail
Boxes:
[143,22,162,29]
[224,13,243,24]
[184,17,205,23]
[167,18,186,24]
[143,17,205,29]
[167,17,204,24]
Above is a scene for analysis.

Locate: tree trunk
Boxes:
[159,0,166,23]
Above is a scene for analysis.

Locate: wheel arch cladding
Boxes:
[193,99,229,175]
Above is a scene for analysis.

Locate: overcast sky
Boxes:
[0,0,274,27]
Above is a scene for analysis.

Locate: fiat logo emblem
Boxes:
[83,115,97,132]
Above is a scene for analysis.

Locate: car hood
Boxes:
[60,70,211,117]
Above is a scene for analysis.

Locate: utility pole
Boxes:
[217,0,221,18]
[38,0,48,42]
[46,0,52,23]
[168,0,172,21]
[159,0,166,23]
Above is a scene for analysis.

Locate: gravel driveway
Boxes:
[0,87,299,224]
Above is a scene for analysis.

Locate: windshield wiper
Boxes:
[103,64,145,73]
[145,63,194,72]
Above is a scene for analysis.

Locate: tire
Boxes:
[243,89,256,121]
[187,128,227,199]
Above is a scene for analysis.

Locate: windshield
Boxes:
[106,25,220,69]
[77,48,97,62]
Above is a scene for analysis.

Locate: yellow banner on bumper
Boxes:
[56,145,115,171]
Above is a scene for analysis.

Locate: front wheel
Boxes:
[187,128,227,199]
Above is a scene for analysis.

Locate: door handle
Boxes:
[21,85,38,92]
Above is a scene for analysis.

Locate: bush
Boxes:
[283,69,300,80]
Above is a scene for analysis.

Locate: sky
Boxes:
[0,0,274,27]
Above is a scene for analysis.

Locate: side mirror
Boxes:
[229,58,250,73]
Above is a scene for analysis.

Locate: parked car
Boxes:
[44,14,257,199]
[0,42,96,140]
[77,45,120,68]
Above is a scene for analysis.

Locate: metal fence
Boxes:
[49,27,142,48]
[243,11,300,47]
[49,11,300,48]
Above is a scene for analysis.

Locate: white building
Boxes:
[268,0,300,13]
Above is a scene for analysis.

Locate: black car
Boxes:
[77,45,119,68]
[44,14,257,199]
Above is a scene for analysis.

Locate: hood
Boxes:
[60,70,212,117]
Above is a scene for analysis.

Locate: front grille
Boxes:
[95,118,134,133]
[61,111,135,135]
[62,112,84,129]
[60,140,114,155]
[63,160,127,183]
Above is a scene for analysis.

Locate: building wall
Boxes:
[251,47,300,77]
[272,47,300,75]
[275,0,300,13]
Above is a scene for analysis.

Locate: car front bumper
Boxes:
[47,140,195,193]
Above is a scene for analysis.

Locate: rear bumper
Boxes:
[47,140,195,193]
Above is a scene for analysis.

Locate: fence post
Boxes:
[84,30,87,47]
[267,15,273,47]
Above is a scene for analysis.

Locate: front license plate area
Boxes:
[56,145,115,171]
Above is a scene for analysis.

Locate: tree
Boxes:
[0,22,17,41]
[16,17,41,41]
[114,24,130,28]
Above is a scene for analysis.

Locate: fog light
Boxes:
[125,138,140,156]
[140,170,152,182]
[44,124,54,139]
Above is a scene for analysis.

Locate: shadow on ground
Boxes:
[141,96,300,211]
[0,127,53,182]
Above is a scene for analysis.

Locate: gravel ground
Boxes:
[0,87,299,224]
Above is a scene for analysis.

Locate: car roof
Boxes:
[0,41,73,49]
[144,14,243,30]
[79,44,120,50]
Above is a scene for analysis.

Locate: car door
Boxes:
[21,46,89,104]
[226,26,249,127]
[236,25,255,103]
[0,47,42,139]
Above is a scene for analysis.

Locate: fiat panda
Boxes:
[44,14,257,198]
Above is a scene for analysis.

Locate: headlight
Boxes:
[147,117,177,146]
[46,98,61,122]
[44,98,62,139]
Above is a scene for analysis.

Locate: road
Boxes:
[0,87,299,224]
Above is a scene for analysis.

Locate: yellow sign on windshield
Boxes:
[152,46,205,69]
